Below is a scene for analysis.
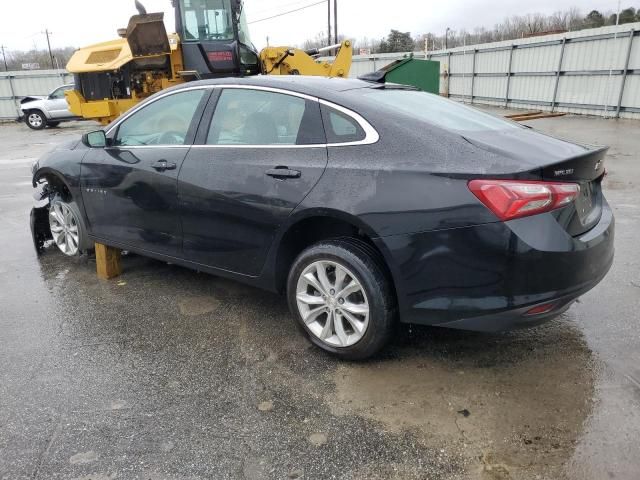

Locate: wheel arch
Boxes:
[24,108,48,120]
[33,168,73,201]
[270,209,399,299]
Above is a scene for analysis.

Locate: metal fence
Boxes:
[348,22,640,120]
[0,70,73,120]
[4,23,640,120]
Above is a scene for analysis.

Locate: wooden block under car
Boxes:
[95,243,122,279]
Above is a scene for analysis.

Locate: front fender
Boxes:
[21,100,51,116]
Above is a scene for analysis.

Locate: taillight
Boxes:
[468,179,580,221]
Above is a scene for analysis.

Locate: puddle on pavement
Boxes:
[328,323,597,479]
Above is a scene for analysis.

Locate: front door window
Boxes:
[115,89,207,146]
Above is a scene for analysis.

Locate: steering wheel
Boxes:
[157,131,185,145]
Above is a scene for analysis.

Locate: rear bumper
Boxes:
[376,198,615,332]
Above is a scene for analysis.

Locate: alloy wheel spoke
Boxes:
[333,312,349,345]
[337,280,360,299]
[69,232,79,248]
[49,210,61,225]
[55,204,64,223]
[320,310,335,339]
[340,308,365,334]
[296,292,326,305]
[315,262,333,293]
[303,272,326,296]
[341,301,368,316]
[303,305,326,324]
[334,265,347,292]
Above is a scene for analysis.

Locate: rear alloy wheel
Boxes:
[296,260,370,348]
[48,197,89,256]
[288,239,395,360]
[26,110,47,130]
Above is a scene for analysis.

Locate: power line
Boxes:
[248,0,327,24]
[251,0,316,17]
[333,0,338,44]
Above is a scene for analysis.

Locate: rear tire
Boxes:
[25,110,47,130]
[287,239,396,360]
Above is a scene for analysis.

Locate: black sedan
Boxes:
[31,76,614,359]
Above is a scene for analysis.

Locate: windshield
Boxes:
[360,88,520,133]
[180,0,252,44]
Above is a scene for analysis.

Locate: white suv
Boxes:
[20,84,80,130]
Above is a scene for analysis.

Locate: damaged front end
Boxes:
[30,181,53,255]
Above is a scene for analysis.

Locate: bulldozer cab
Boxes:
[173,0,260,78]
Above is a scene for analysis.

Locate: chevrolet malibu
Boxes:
[30,76,614,359]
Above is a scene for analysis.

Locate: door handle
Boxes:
[266,167,301,179]
[151,160,177,172]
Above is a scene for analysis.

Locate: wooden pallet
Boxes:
[505,111,567,122]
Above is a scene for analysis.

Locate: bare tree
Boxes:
[305,5,638,54]
[4,47,76,71]
[301,31,351,51]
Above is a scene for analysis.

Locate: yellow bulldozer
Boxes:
[66,0,353,124]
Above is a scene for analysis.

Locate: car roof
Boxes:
[183,76,374,97]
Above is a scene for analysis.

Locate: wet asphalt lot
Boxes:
[0,113,639,480]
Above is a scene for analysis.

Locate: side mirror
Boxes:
[82,130,108,148]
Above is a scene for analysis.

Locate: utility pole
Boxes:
[44,29,54,69]
[333,0,338,44]
[327,0,331,45]
[1,45,8,71]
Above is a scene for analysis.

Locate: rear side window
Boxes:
[207,89,325,146]
[321,105,366,144]
[359,88,519,133]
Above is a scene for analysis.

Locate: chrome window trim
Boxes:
[319,99,380,147]
[190,144,327,150]
[104,84,380,149]
[214,84,319,102]
[107,145,191,150]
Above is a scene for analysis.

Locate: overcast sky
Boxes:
[0,0,623,53]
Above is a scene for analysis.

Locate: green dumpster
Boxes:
[359,57,440,94]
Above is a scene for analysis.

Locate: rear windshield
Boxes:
[359,88,520,133]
